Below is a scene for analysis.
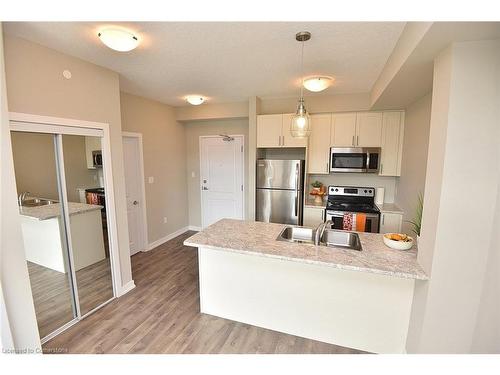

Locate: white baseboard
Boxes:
[147,226,190,251]
[188,225,202,231]
[117,280,136,297]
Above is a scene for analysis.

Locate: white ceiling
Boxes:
[3,22,405,107]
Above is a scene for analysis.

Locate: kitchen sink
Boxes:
[277,226,362,251]
[277,226,315,244]
[320,230,362,251]
[22,198,57,207]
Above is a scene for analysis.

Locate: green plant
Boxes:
[407,192,424,236]
[311,180,323,188]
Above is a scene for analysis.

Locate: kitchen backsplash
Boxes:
[307,174,397,203]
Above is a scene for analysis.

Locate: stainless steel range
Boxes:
[325,186,380,233]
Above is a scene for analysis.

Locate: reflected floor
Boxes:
[28,258,113,338]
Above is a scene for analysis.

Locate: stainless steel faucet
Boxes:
[314,220,332,245]
[18,191,31,206]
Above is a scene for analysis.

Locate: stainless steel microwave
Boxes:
[329,147,380,173]
[92,150,103,168]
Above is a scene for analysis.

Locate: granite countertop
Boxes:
[19,202,103,221]
[304,196,327,208]
[376,203,404,214]
[184,219,428,280]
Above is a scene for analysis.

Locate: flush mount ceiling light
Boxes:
[303,76,334,92]
[97,27,139,52]
[290,31,312,138]
[186,95,206,105]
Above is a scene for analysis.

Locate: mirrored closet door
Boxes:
[11,128,116,342]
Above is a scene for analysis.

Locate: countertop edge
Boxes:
[184,240,429,281]
[19,204,103,221]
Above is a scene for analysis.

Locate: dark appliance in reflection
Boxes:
[85,187,109,257]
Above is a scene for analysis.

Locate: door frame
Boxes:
[9,112,124,300]
[122,131,149,254]
[199,135,245,229]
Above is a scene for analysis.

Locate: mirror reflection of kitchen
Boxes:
[11,131,114,339]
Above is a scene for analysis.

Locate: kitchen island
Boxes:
[184,219,427,354]
[20,202,105,273]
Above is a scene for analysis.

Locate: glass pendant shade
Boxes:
[290,98,311,138]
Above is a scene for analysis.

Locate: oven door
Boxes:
[329,147,380,173]
[325,210,380,233]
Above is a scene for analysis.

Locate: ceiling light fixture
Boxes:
[291,31,312,138]
[97,27,139,52]
[186,95,206,105]
[303,76,333,92]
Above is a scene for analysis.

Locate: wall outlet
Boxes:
[148,176,154,184]
[163,217,168,224]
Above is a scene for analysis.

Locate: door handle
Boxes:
[352,135,355,146]
[133,200,139,205]
[356,135,359,145]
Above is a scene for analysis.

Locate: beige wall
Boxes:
[3,35,133,288]
[11,132,98,202]
[120,92,188,244]
[259,93,371,115]
[395,93,432,233]
[406,40,500,353]
[184,118,249,228]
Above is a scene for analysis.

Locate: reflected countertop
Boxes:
[19,202,103,221]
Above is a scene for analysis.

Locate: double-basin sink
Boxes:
[22,198,57,207]
[277,226,362,251]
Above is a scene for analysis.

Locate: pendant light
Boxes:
[290,31,312,138]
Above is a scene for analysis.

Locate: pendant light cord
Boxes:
[300,40,305,100]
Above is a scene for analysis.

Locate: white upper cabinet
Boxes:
[308,114,332,174]
[331,113,357,146]
[356,112,383,147]
[282,113,308,147]
[380,111,405,177]
[257,114,307,148]
[257,114,283,147]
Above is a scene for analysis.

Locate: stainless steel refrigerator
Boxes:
[256,159,305,225]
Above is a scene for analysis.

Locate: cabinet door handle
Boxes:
[281,135,284,146]
[356,135,359,145]
[382,214,385,225]
[352,135,355,146]
[380,164,383,174]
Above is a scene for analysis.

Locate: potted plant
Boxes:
[311,180,322,194]
[407,192,423,244]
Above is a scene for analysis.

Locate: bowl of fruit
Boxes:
[383,233,414,250]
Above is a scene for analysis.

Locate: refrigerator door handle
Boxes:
[294,164,299,217]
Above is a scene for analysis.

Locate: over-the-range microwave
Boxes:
[330,147,380,173]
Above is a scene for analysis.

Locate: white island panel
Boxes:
[198,246,414,354]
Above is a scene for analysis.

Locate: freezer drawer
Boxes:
[256,188,303,225]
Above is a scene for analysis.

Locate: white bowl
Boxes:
[383,233,414,250]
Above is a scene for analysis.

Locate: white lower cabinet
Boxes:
[379,212,403,233]
[303,207,325,228]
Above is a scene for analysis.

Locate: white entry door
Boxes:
[122,135,146,255]
[200,135,244,228]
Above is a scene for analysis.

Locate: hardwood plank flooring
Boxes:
[28,257,113,339]
[43,231,365,354]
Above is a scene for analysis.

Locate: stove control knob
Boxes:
[369,190,372,193]
[335,188,338,192]
[364,190,367,193]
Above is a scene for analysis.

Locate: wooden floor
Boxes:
[28,258,113,339]
[43,231,364,354]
